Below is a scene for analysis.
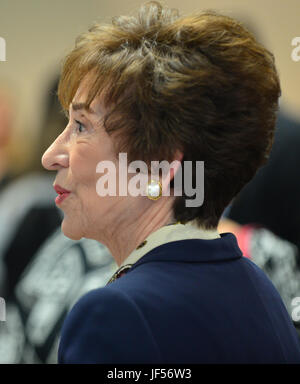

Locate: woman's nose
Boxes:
[41,136,69,171]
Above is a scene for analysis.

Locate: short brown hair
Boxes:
[58,1,281,229]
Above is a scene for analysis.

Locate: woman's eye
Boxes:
[75,120,86,133]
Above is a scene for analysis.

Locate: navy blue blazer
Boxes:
[58,233,300,363]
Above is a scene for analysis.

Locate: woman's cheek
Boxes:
[70,148,99,185]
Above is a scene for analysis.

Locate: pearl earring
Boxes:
[146,180,162,200]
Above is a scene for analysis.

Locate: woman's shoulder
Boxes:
[58,286,161,363]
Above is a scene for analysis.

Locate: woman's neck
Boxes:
[96,197,176,266]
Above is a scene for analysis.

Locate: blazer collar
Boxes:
[130,232,243,271]
[106,221,242,285]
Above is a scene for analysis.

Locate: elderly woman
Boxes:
[42,1,300,363]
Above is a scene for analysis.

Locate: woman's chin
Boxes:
[61,220,83,241]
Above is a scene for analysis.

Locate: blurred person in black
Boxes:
[224,112,300,253]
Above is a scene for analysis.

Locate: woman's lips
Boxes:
[55,192,70,205]
[54,184,71,205]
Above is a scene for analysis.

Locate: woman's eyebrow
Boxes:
[71,102,96,115]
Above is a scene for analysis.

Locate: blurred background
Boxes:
[0,0,299,363]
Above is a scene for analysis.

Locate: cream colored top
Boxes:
[119,220,221,268]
